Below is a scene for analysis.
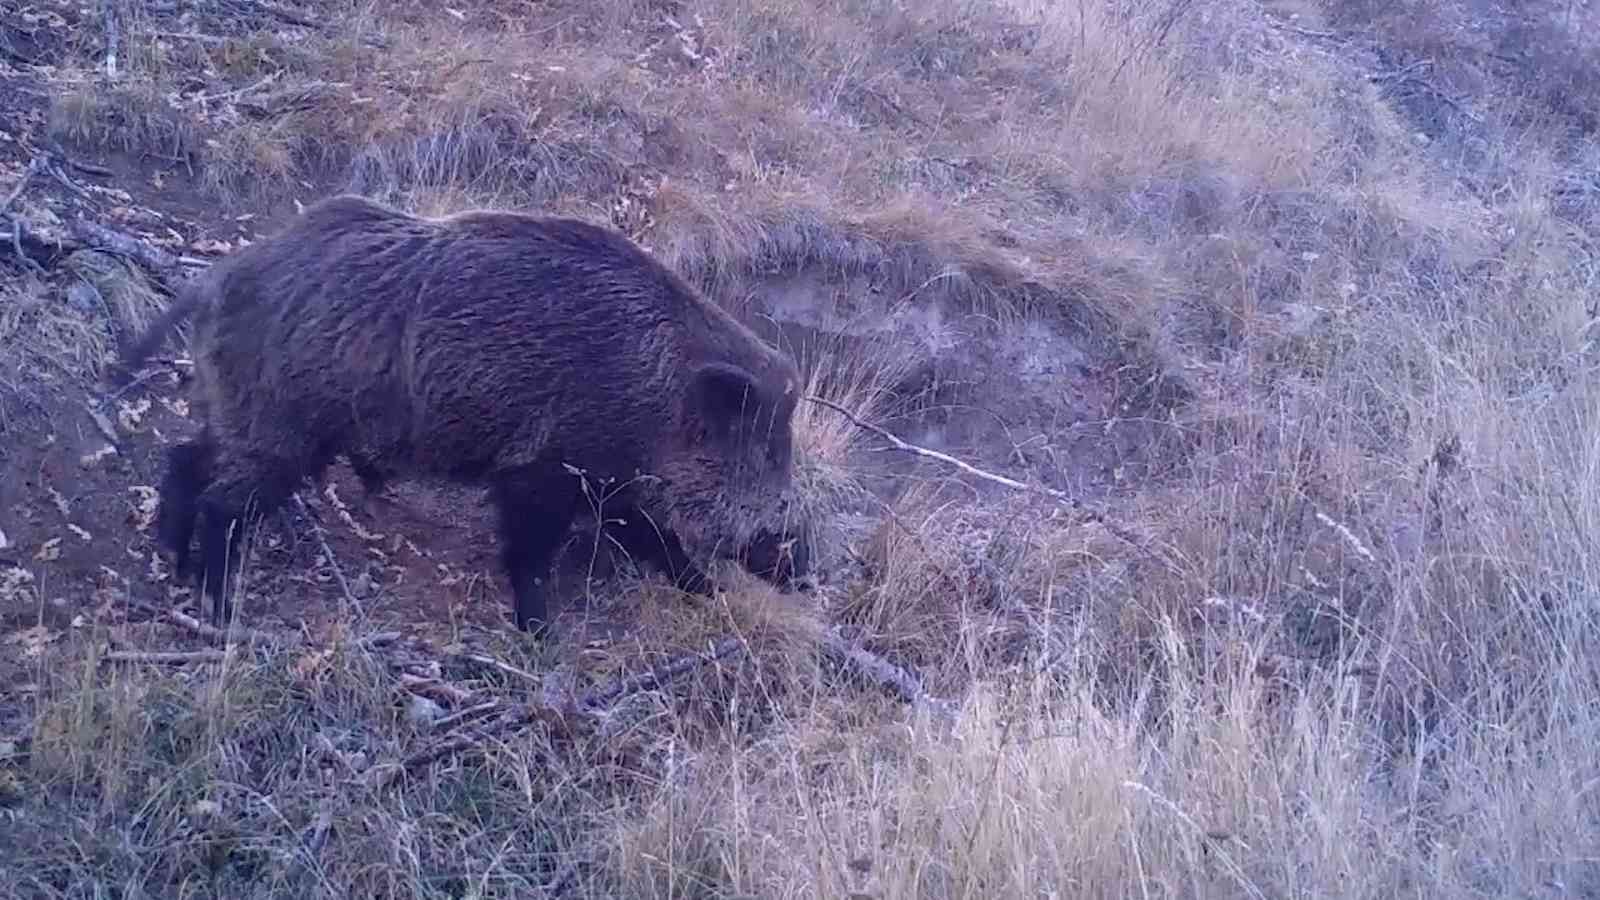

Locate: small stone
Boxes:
[65,281,101,314]
[407,695,444,726]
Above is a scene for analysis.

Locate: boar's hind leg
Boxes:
[492,468,583,635]
[155,434,217,578]
[195,453,305,628]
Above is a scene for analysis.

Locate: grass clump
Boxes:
[4,0,1599,896]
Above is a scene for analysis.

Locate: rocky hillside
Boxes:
[1,0,1596,896]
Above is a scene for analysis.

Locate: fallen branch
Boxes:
[1,194,209,276]
[816,625,958,727]
[358,636,747,792]
[102,648,227,665]
[67,215,207,284]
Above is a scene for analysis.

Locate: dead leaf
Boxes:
[35,537,61,561]
[45,486,69,518]
[0,566,36,604]
[292,647,334,681]
[7,624,58,658]
[85,404,120,442]
[128,485,159,530]
[80,445,118,468]
[117,396,152,432]
[190,238,231,255]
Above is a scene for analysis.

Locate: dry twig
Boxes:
[122,595,270,645]
[431,699,504,732]
[806,395,1081,504]
[291,492,362,617]
[448,650,542,686]
[396,672,481,707]
[805,394,1151,551]
[102,648,227,665]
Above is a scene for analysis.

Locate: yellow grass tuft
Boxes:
[6,0,1600,895]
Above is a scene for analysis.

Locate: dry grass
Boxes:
[0,249,166,439]
[6,0,1600,895]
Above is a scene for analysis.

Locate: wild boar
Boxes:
[119,193,811,632]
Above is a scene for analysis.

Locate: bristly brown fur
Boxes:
[121,193,812,633]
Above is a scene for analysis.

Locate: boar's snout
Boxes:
[743,523,812,589]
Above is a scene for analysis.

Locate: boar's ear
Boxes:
[687,361,764,445]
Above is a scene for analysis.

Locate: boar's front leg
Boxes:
[491,465,582,635]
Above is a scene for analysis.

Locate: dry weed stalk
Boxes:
[804,394,1151,551]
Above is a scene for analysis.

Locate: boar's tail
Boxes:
[113,275,208,387]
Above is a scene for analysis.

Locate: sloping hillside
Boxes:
[1,0,1597,896]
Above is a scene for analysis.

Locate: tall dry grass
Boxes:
[5,0,1598,896]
